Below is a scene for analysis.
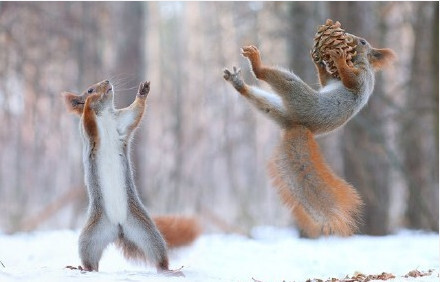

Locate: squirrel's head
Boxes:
[63,80,114,115]
[348,34,396,71]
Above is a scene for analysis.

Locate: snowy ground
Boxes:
[0,227,438,282]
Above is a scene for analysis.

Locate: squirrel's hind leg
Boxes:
[120,203,170,273]
[78,212,118,271]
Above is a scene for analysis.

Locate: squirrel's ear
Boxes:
[369,48,397,71]
[63,92,84,115]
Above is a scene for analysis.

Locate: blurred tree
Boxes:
[108,2,148,200]
[287,2,327,85]
[328,2,393,235]
[0,1,437,235]
[401,1,439,231]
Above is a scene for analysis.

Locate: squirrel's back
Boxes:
[268,125,362,237]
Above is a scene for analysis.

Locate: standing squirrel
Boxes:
[63,80,200,273]
[223,34,396,237]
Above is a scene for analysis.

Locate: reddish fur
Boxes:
[116,233,183,274]
[83,209,103,235]
[314,63,331,87]
[292,204,322,237]
[233,43,394,237]
[323,45,396,90]
[303,128,362,235]
[82,94,100,154]
[126,97,147,135]
[115,236,147,263]
[268,161,322,237]
[269,126,362,237]
[114,200,170,270]
[115,214,200,266]
[330,51,361,91]
[242,45,264,79]
[65,80,185,273]
[115,237,170,271]
[126,201,200,251]
[369,48,397,71]
[63,80,109,116]
[252,48,362,236]
[239,85,251,96]
[63,92,85,115]
[128,199,151,225]
[153,216,201,248]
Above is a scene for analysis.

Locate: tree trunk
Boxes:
[109,2,147,200]
[402,2,438,231]
[330,2,391,235]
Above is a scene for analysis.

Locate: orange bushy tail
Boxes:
[268,125,363,237]
[153,215,201,248]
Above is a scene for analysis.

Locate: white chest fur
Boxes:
[96,111,128,224]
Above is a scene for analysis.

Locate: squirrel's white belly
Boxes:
[96,113,128,224]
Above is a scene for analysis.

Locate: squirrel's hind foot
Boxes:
[158,266,185,277]
[65,265,93,273]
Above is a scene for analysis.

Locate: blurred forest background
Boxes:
[0,2,438,236]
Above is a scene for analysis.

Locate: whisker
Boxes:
[114,86,139,92]
[107,73,145,95]
[113,78,132,87]
[109,73,137,87]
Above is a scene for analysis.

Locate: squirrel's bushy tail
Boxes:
[268,126,362,237]
[153,215,201,247]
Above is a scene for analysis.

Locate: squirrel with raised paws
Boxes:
[224,32,395,237]
[63,80,200,274]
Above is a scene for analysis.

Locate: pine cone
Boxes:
[311,19,357,79]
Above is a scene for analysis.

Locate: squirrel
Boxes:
[223,34,396,237]
[63,80,200,273]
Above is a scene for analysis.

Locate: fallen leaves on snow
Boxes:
[306,269,435,282]
[403,269,434,278]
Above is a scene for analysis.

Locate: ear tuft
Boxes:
[63,92,84,115]
[370,48,397,71]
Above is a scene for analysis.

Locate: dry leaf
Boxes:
[404,269,434,278]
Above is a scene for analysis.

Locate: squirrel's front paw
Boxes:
[223,67,245,93]
[241,45,260,58]
[137,81,150,97]
[223,66,242,84]
[223,66,241,81]
[328,49,346,61]
[241,45,262,68]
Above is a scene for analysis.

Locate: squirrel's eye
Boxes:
[360,39,367,45]
[88,88,93,94]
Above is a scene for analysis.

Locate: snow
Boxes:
[0,227,438,282]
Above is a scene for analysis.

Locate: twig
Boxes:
[20,187,85,232]
[0,260,5,268]
[201,205,249,236]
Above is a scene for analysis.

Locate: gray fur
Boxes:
[224,43,392,236]
[78,84,168,272]
[225,64,375,136]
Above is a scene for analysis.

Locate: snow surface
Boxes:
[0,227,438,282]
